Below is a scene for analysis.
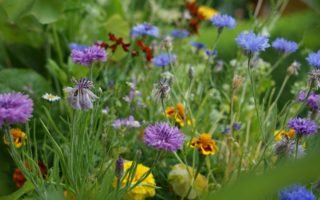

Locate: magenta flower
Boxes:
[144,122,184,152]
[0,92,33,127]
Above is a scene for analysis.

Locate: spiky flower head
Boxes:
[0,92,33,127]
[287,118,317,136]
[64,78,98,110]
[211,14,236,29]
[131,23,159,38]
[71,44,107,66]
[306,50,320,68]
[144,122,184,152]
[152,79,171,101]
[279,185,315,200]
[235,31,270,54]
[287,61,301,76]
[272,38,298,54]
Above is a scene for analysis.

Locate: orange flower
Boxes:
[165,103,191,127]
[191,133,218,155]
[274,129,296,141]
[3,128,27,148]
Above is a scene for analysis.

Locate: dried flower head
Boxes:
[232,75,242,90]
[0,92,33,127]
[144,122,184,152]
[309,69,320,88]
[152,79,171,101]
[64,78,98,110]
[191,133,218,155]
[287,61,301,76]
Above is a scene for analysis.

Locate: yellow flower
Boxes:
[286,129,296,139]
[198,6,218,20]
[3,128,27,148]
[114,160,156,200]
[168,164,208,199]
[165,103,191,127]
[190,133,218,155]
[274,129,295,141]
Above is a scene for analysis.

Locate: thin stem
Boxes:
[295,136,300,159]
[267,54,287,75]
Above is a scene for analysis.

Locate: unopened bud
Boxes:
[115,157,124,179]
[287,61,301,76]
[188,65,195,79]
[232,75,242,90]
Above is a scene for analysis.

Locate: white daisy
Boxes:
[42,93,61,102]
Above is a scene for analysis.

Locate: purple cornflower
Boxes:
[279,185,315,200]
[171,29,189,38]
[112,116,140,129]
[69,43,88,51]
[272,38,298,54]
[144,122,184,152]
[235,31,270,54]
[64,78,98,110]
[298,91,320,111]
[306,50,320,68]
[287,118,317,136]
[153,53,176,67]
[0,92,33,127]
[211,14,236,29]
[71,45,107,66]
[131,23,159,38]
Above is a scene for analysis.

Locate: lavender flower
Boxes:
[211,14,236,29]
[287,118,317,136]
[112,116,140,129]
[144,122,184,152]
[306,50,320,68]
[131,23,159,38]
[69,43,88,51]
[0,92,33,127]
[171,29,189,38]
[235,31,270,54]
[298,91,320,111]
[272,38,298,54]
[153,53,176,67]
[279,185,315,200]
[71,45,107,66]
[64,78,98,110]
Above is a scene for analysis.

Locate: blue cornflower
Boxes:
[153,53,176,67]
[235,31,270,54]
[69,43,88,51]
[171,29,189,38]
[272,38,298,54]
[211,14,236,29]
[131,23,159,38]
[288,118,318,136]
[306,50,320,68]
[205,49,218,57]
[191,41,206,50]
[233,122,241,130]
[279,185,315,200]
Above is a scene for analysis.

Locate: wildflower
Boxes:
[279,185,315,200]
[131,23,159,38]
[0,92,33,127]
[64,78,98,110]
[191,41,206,51]
[168,164,208,199]
[191,133,218,155]
[136,40,154,62]
[114,160,156,200]
[298,91,320,111]
[144,122,184,152]
[153,53,176,67]
[42,93,60,102]
[274,129,295,142]
[198,6,218,20]
[123,80,141,103]
[235,31,270,54]
[166,103,191,127]
[13,161,47,188]
[214,60,224,72]
[205,49,217,57]
[3,128,27,148]
[309,69,320,88]
[162,36,173,51]
[272,38,298,54]
[112,116,140,129]
[287,61,301,76]
[171,29,189,38]
[211,14,236,30]
[69,43,88,51]
[274,139,304,158]
[232,122,241,130]
[287,118,318,136]
[306,50,320,68]
[115,157,124,180]
[101,106,109,115]
[71,44,107,66]
[151,79,171,101]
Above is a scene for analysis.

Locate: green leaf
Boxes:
[0,0,34,22]
[29,0,65,24]
[104,0,124,18]
[46,59,68,85]
[0,181,34,200]
[0,69,51,94]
